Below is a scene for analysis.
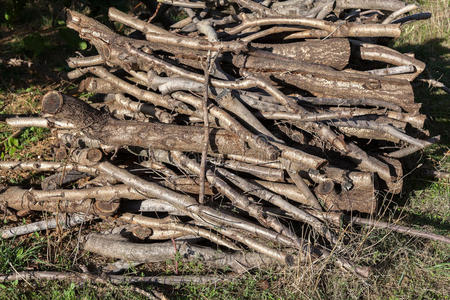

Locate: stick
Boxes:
[172,91,280,160]
[335,0,406,11]
[6,117,75,129]
[0,161,97,175]
[351,217,450,244]
[84,234,280,271]
[157,0,206,9]
[171,151,301,248]
[388,136,440,158]
[216,167,338,244]
[391,12,432,24]
[66,55,105,68]
[42,91,270,159]
[1,213,95,239]
[287,171,322,210]
[420,79,450,94]
[0,270,233,286]
[382,4,418,24]
[108,7,171,36]
[367,65,416,76]
[199,52,212,204]
[226,16,401,37]
[120,213,239,250]
[0,186,119,216]
[93,161,303,250]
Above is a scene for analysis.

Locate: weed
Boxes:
[0,235,43,273]
[0,126,49,160]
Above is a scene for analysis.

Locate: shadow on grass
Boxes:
[395,38,449,139]
[378,37,450,232]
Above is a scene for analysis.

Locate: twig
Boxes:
[0,270,233,286]
[388,136,440,158]
[84,234,279,271]
[148,2,162,23]
[420,79,450,94]
[382,4,418,24]
[199,51,212,204]
[287,171,322,211]
[351,217,450,244]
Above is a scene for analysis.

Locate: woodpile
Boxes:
[1,1,449,283]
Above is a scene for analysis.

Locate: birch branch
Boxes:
[1,213,95,239]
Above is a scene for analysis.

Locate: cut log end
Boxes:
[42,91,64,114]
[73,148,103,166]
[317,180,335,195]
[94,200,120,216]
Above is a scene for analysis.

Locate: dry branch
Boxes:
[0,270,232,286]
[1,213,95,239]
[351,217,450,244]
[84,233,281,272]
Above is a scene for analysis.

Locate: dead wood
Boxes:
[315,180,377,214]
[233,55,418,113]
[1,213,94,239]
[66,55,105,68]
[84,233,281,272]
[0,186,119,216]
[336,0,406,11]
[0,161,97,175]
[0,270,233,286]
[226,16,402,37]
[93,161,303,252]
[354,41,426,81]
[120,213,239,250]
[1,2,442,281]
[350,217,450,244]
[217,159,285,181]
[170,151,301,245]
[217,167,338,244]
[388,136,440,158]
[251,38,351,70]
[41,91,274,159]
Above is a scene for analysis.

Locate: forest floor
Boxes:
[0,0,448,299]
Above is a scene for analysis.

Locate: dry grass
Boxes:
[398,0,449,46]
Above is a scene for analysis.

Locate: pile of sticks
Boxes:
[1,0,449,283]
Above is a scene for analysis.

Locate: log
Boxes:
[233,54,418,112]
[251,38,351,70]
[315,180,377,214]
[41,91,272,159]
[0,187,119,216]
[84,233,281,272]
[336,0,406,11]
[1,213,94,239]
[0,3,436,280]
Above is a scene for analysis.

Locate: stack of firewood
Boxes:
[1,0,448,284]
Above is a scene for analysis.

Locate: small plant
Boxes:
[0,237,43,273]
[0,126,49,160]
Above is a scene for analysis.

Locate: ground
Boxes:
[0,0,448,299]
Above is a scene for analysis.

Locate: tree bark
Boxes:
[233,54,417,112]
[84,234,281,272]
[251,38,351,70]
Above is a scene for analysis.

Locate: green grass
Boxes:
[0,126,49,160]
[0,233,44,274]
[0,279,149,300]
